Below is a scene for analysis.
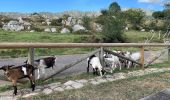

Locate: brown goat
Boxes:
[0,64,35,95]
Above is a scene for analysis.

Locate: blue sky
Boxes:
[0,0,166,13]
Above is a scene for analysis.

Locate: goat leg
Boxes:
[29,76,35,91]
[87,63,90,73]
[37,69,40,79]
[12,80,17,95]
[92,68,95,75]
[13,85,17,95]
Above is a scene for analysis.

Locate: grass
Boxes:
[0,29,168,58]
[26,70,170,100]
[0,61,169,94]
[124,30,165,43]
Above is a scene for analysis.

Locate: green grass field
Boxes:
[0,29,168,58]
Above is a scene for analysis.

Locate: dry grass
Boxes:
[26,71,170,100]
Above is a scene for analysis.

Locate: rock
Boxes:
[90,80,100,85]
[22,92,39,98]
[106,78,115,82]
[0,96,13,100]
[46,22,51,26]
[60,28,70,33]
[65,86,73,90]
[76,79,88,84]
[64,80,77,86]
[71,82,84,89]
[68,17,72,22]
[77,19,83,25]
[42,88,53,95]
[48,82,61,89]
[3,21,24,31]
[141,29,145,32]
[72,24,85,32]
[42,22,46,24]
[54,87,64,92]
[113,73,126,80]
[125,27,129,31]
[44,28,51,32]
[30,30,35,32]
[51,28,57,33]
[18,17,24,23]
[92,23,102,32]
[96,78,107,83]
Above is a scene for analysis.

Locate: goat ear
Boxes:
[24,60,28,64]
[0,66,6,71]
[8,65,14,67]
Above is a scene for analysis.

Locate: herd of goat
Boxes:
[0,50,141,95]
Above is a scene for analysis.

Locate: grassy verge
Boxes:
[28,71,170,100]
[124,30,164,43]
[0,30,168,58]
[0,61,169,94]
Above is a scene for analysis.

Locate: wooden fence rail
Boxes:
[0,43,169,80]
[0,43,169,48]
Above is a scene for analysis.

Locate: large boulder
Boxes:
[91,23,102,32]
[60,28,70,33]
[3,20,24,31]
[72,24,85,32]
[44,28,51,32]
[51,28,57,33]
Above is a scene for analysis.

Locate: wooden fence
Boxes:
[0,43,170,80]
[0,43,170,65]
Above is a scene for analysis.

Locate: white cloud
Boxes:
[138,0,161,3]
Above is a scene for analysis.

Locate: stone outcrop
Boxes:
[60,28,70,33]
[72,24,85,32]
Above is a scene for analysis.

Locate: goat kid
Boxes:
[87,55,105,76]
[127,52,141,68]
[104,52,121,73]
[25,56,57,79]
[0,64,35,95]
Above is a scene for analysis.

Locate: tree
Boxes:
[124,9,145,30]
[164,1,170,29]
[82,16,91,30]
[96,2,125,42]
[102,15,124,42]
[108,2,121,14]
[152,11,165,19]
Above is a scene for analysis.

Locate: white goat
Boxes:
[104,53,121,73]
[127,52,141,68]
[87,55,104,76]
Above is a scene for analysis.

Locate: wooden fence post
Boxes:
[168,47,170,63]
[28,48,35,66]
[140,46,144,69]
[99,47,104,67]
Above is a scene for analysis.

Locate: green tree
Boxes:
[97,2,125,42]
[152,11,165,19]
[109,2,121,14]
[124,9,145,30]
[82,16,91,30]
[164,2,170,29]
[102,15,124,42]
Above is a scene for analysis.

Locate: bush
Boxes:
[31,26,43,32]
[74,30,92,34]
[100,14,125,42]
[51,18,62,26]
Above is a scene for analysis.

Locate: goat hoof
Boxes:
[13,92,17,95]
[32,84,35,91]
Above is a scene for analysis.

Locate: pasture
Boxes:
[0,30,167,58]
[0,30,169,99]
